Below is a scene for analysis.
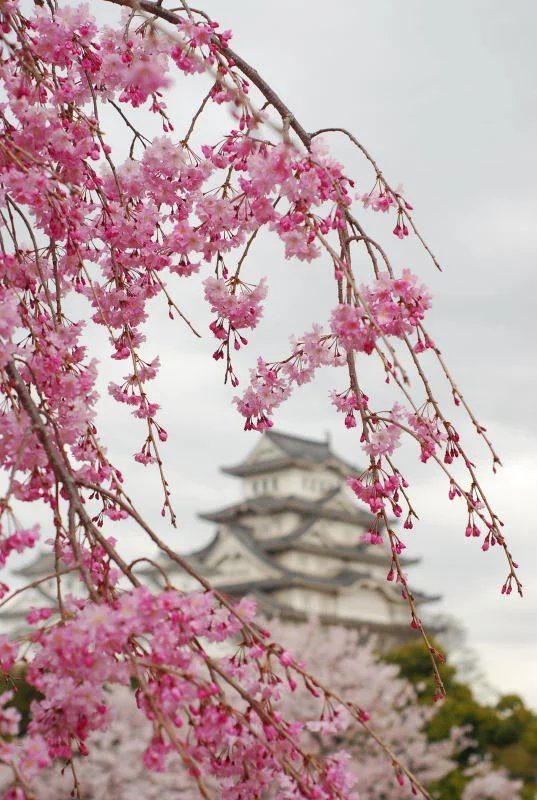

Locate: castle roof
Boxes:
[199,489,374,527]
[222,429,361,478]
[14,552,55,577]
[8,430,437,643]
[262,537,419,568]
[190,509,417,569]
[242,592,436,635]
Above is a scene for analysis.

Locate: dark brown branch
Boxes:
[105,0,312,148]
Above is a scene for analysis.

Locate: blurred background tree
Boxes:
[3,624,532,798]
[385,640,537,799]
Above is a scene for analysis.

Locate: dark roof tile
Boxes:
[222,429,361,476]
[199,490,374,526]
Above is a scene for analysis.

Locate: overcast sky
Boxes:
[9,1,536,707]
[90,1,537,705]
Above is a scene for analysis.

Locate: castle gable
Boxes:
[4,430,435,645]
[320,486,356,514]
[222,430,360,480]
[203,527,279,584]
[242,436,283,465]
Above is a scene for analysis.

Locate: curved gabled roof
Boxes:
[244,592,440,637]
[264,430,333,460]
[180,523,368,586]
[262,537,419,568]
[222,429,361,478]
[14,551,55,577]
[199,489,374,527]
[168,520,434,603]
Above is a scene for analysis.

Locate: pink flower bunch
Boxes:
[171,18,232,75]
[0,637,19,673]
[0,288,19,367]
[406,411,447,463]
[329,270,430,356]
[204,276,268,368]
[360,184,414,242]
[0,588,363,798]
[360,529,384,546]
[281,325,344,383]
[239,139,350,261]
[329,304,376,354]
[234,358,292,430]
[5,624,521,800]
[362,269,432,338]
[330,389,368,429]
[392,220,410,239]
[0,526,39,569]
[0,693,20,738]
[235,327,343,430]
[347,471,403,516]
[462,768,523,800]
[362,424,401,458]
[16,589,249,760]
[360,190,396,213]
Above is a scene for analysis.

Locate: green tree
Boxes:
[385,641,537,799]
[0,667,43,736]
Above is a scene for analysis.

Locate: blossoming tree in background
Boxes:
[0,1,523,798]
[262,623,523,800]
[1,625,522,799]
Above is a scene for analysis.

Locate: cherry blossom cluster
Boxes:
[204,275,267,384]
[330,389,368,430]
[327,270,431,355]
[1,625,522,800]
[235,328,344,430]
[348,472,404,518]
[0,527,39,571]
[0,588,363,798]
[359,176,415,243]
[236,268,432,432]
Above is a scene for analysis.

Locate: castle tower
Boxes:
[152,430,437,639]
[2,430,438,641]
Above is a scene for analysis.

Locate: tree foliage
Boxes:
[0,627,525,800]
[386,641,537,799]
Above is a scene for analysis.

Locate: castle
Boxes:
[141,429,437,639]
[3,430,436,640]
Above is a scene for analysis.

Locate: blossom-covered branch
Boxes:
[0,0,521,798]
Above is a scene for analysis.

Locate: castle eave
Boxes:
[222,429,362,477]
[222,456,359,479]
[212,572,370,595]
[263,539,419,568]
[242,592,438,638]
[199,493,375,527]
[14,552,55,577]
